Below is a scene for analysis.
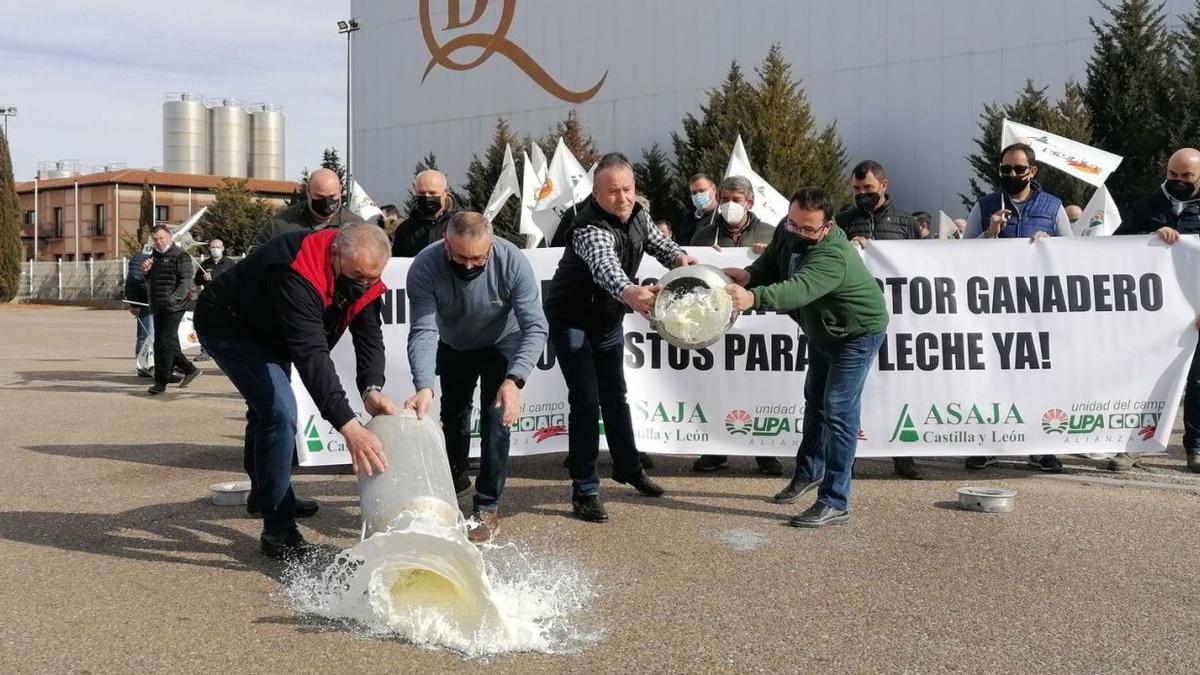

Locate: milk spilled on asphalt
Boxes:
[656,286,734,346]
[281,412,597,656]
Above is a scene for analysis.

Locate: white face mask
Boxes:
[718,201,747,226]
[210,248,224,259]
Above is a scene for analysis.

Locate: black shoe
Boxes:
[756,456,784,476]
[179,369,202,388]
[147,383,166,395]
[260,527,317,560]
[1188,453,1200,474]
[247,496,320,518]
[614,470,665,497]
[965,456,998,470]
[137,369,153,379]
[561,455,570,469]
[571,493,609,523]
[787,502,850,528]
[639,452,654,470]
[1028,455,1063,473]
[1106,452,1142,472]
[693,455,728,472]
[453,472,472,495]
[893,457,924,480]
[773,476,821,504]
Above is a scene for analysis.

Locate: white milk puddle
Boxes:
[281,507,599,657]
[715,528,768,551]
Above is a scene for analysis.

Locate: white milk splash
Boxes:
[656,286,734,346]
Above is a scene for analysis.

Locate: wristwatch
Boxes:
[505,374,525,389]
[362,385,384,398]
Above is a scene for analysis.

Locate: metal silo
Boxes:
[209,98,250,178]
[249,103,285,181]
[162,92,209,174]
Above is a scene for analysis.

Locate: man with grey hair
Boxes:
[544,152,698,523]
[195,222,396,560]
[404,211,548,542]
[690,175,779,476]
[250,167,364,250]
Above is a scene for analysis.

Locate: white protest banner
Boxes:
[482,144,521,223]
[1001,119,1123,188]
[348,180,383,222]
[723,135,789,226]
[1077,184,1121,237]
[938,211,962,240]
[295,238,1200,466]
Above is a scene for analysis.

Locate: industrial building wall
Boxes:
[351,0,1191,216]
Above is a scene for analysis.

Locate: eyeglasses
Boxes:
[786,221,829,236]
[447,246,491,267]
[999,164,1032,176]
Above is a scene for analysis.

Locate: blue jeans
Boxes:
[550,323,641,496]
[793,331,886,511]
[437,342,511,512]
[198,332,299,534]
[1183,340,1200,455]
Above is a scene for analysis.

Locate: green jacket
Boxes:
[744,225,888,343]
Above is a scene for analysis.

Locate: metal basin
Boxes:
[650,264,739,350]
[209,480,251,506]
[956,486,1017,513]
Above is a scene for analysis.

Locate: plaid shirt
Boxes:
[572,216,684,300]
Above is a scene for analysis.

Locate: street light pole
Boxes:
[336,19,360,191]
[0,107,16,138]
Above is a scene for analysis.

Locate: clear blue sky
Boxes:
[1,0,351,182]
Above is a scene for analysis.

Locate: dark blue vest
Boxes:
[978,185,1062,238]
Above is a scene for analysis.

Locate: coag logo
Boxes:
[419,0,608,104]
[303,415,324,453]
[532,425,567,443]
[725,409,752,435]
[1041,408,1068,433]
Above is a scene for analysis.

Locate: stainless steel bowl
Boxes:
[956,486,1017,513]
[209,480,252,506]
[651,264,739,350]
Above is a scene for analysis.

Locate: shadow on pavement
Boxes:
[26,442,238,472]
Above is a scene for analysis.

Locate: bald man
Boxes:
[1064,204,1084,226]
[1110,148,1200,474]
[250,167,365,250]
[392,169,460,257]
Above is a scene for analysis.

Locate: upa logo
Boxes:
[1041,408,1068,433]
[419,0,608,104]
[303,415,324,453]
[725,409,752,435]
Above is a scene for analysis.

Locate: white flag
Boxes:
[1001,119,1123,188]
[723,134,790,226]
[518,151,545,248]
[348,180,383,222]
[531,138,592,243]
[587,162,597,182]
[530,143,548,178]
[1076,184,1121,237]
[937,210,962,240]
[483,144,521,223]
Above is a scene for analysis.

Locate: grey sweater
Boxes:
[406,238,548,391]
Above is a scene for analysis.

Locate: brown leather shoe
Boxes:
[467,510,499,544]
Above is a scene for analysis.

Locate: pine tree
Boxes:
[961,79,1093,209]
[0,130,20,300]
[1084,0,1178,206]
[195,178,278,255]
[290,166,310,205]
[1177,0,1200,148]
[120,181,155,254]
[633,143,682,226]
[540,109,598,168]
[320,147,348,193]
[671,45,850,214]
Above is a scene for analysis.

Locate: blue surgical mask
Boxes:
[210,248,224,259]
[691,192,711,210]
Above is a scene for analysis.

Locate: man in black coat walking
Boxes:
[143,225,200,395]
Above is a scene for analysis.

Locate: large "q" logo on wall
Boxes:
[419,0,608,104]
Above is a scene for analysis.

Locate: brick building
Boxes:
[16,170,299,261]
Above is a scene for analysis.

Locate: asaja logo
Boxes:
[303,415,324,453]
[892,408,919,443]
[890,402,1025,444]
[1041,408,1068,433]
[419,0,608,104]
[725,409,752,435]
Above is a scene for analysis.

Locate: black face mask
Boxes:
[1165,179,1197,201]
[333,274,370,311]
[854,192,882,212]
[448,259,485,281]
[413,195,443,217]
[310,196,341,219]
[999,176,1030,196]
